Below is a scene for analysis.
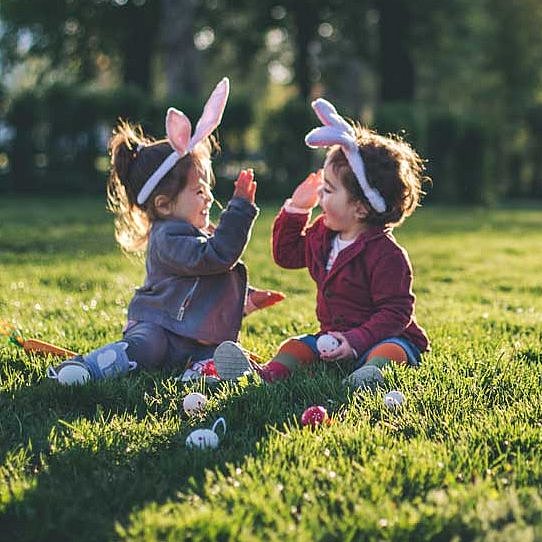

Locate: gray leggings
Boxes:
[122,321,216,371]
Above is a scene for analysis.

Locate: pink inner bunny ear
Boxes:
[166,108,192,155]
[188,77,230,151]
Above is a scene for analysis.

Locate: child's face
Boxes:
[319,163,368,239]
[167,167,214,229]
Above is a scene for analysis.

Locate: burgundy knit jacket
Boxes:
[272,209,429,355]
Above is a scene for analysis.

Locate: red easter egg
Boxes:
[301,406,329,427]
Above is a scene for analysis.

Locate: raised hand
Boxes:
[233,168,257,204]
[291,170,323,210]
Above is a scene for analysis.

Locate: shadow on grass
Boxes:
[0,366,348,542]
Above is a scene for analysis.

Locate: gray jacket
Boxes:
[128,197,259,345]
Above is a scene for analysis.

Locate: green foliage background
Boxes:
[2,1,542,202]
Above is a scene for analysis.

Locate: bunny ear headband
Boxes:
[137,77,230,205]
[305,98,386,213]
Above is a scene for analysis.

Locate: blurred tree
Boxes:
[406,0,542,198]
[486,0,542,197]
[378,0,414,101]
[0,0,160,91]
[160,0,201,98]
[2,0,542,201]
[205,0,373,103]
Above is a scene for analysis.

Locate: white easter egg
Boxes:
[57,364,91,386]
[186,429,219,450]
[183,392,208,415]
[384,390,406,409]
[316,334,340,355]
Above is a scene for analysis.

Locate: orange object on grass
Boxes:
[244,289,286,316]
[1,320,77,359]
[21,339,77,358]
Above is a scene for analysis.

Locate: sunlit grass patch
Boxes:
[0,197,541,541]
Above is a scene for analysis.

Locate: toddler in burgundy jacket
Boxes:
[214,98,429,388]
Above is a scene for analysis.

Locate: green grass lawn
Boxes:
[1,196,541,541]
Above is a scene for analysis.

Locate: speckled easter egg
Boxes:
[301,406,329,427]
[183,392,208,415]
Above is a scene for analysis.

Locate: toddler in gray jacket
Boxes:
[48,78,270,385]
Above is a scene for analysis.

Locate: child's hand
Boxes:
[233,168,257,204]
[319,332,355,362]
[291,170,323,210]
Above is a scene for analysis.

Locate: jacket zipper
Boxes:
[177,278,200,321]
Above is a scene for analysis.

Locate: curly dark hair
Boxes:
[106,120,215,253]
[325,125,429,227]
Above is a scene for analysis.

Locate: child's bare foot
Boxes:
[244,288,286,316]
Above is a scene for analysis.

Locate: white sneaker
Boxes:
[213,341,254,381]
[47,358,91,386]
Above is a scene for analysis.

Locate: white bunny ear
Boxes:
[311,98,337,126]
[305,126,356,149]
[166,108,192,156]
[306,97,387,214]
[188,77,230,151]
[311,98,352,133]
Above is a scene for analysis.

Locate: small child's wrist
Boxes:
[284,198,312,214]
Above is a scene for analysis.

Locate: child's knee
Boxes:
[365,342,409,368]
[258,338,319,382]
[123,322,168,370]
[125,339,167,370]
[276,338,319,367]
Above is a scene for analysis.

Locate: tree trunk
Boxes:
[160,0,201,99]
[120,3,160,92]
[378,0,414,101]
[291,0,318,102]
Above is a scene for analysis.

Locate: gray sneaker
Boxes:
[343,365,384,391]
[213,341,254,381]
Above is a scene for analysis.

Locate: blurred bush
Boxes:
[373,101,427,150]
[425,110,492,205]
[0,84,528,204]
[260,97,314,199]
[4,90,39,192]
[525,103,542,198]
[2,83,253,195]
[375,103,493,205]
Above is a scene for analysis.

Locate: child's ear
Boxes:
[355,201,369,221]
[154,195,172,217]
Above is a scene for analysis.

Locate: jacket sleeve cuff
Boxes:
[228,196,259,218]
[283,198,313,216]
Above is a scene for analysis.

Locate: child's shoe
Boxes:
[47,358,91,386]
[178,358,221,385]
[343,365,384,391]
[213,341,256,380]
[47,341,137,384]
